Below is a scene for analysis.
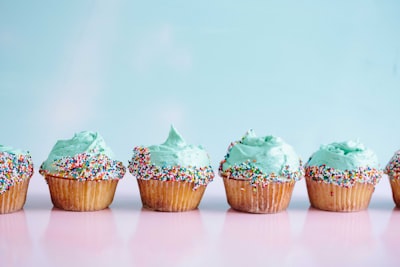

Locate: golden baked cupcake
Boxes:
[128,126,214,212]
[305,140,382,212]
[219,130,303,214]
[384,150,400,207]
[0,145,33,214]
[39,131,126,211]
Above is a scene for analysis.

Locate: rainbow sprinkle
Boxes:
[305,165,382,187]
[0,152,34,194]
[128,147,214,190]
[385,150,400,179]
[39,151,126,181]
[219,159,304,187]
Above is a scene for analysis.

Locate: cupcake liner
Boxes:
[389,176,400,207]
[305,176,374,212]
[0,179,30,214]
[137,179,206,212]
[45,175,118,212]
[222,176,295,213]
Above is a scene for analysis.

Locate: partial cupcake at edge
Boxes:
[219,130,304,214]
[0,145,34,214]
[128,125,214,212]
[385,150,400,207]
[305,140,382,212]
[39,131,126,211]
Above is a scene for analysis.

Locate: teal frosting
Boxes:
[41,131,115,172]
[306,140,379,170]
[148,126,211,167]
[0,145,28,156]
[222,130,301,175]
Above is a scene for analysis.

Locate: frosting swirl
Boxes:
[219,130,304,186]
[0,145,34,194]
[128,126,214,189]
[39,131,125,181]
[305,140,382,187]
[147,125,211,167]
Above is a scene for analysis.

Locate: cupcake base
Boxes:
[306,177,374,212]
[222,176,295,214]
[45,175,118,212]
[389,176,400,207]
[0,179,30,214]
[137,179,206,212]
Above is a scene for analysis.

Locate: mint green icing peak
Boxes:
[148,126,211,167]
[222,130,301,175]
[241,129,281,147]
[306,139,379,171]
[245,129,257,138]
[162,125,186,147]
[41,131,115,171]
[0,145,28,156]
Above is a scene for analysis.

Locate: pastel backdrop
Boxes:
[1,1,399,200]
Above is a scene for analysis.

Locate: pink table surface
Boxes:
[1,179,399,267]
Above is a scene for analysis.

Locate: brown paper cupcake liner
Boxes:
[137,179,206,212]
[305,176,374,212]
[0,179,30,214]
[45,175,118,212]
[389,176,400,207]
[222,176,295,214]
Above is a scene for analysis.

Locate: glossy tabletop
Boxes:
[1,174,399,267]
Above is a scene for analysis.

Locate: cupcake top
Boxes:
[39,131,125,181]
[307,140,379,170]
[0,145,34,194]
[385,150,400,178]
[128,126,214,189]
[305,140,382,187]
[147,125,211,167]
[219,130,304,185]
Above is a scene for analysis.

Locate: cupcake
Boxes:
[39,131,126,211]
[384,150,400,207]
[128,126,214,212]
[0,145,33,214]
[219,130,303,214]
[305,140,382,212]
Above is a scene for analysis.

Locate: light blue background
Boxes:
[1,1,399,196]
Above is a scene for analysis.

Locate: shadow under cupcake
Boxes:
[130,208,205,266]
[42,208,121,267]
[0,210,33,266]
[298,208,376,266]
[220,208,293,265]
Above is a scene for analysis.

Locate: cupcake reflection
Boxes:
[130,209,205,267]
[300,208,376,266]
[382,208,400,266]
[0,211,32,266]
[220,209,292,266]
[42,208,120,267]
